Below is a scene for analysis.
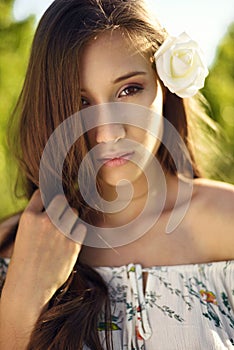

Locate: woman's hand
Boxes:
[0,189,87,349]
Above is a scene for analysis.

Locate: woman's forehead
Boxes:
[83,29,151,56]
[79,31,152,83]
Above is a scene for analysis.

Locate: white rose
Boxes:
[154,32,209,98]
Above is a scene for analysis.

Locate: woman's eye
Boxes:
[81,97,89,107]
[119,85,143,97]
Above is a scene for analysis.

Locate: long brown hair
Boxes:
[4,0,202,348]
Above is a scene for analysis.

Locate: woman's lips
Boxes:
[98,152,135,167]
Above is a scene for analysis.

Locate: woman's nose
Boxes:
[96,123,126,143]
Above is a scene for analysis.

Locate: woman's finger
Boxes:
[24,189,44,213]
[45,194,69,221]
[56,204,79,235]
[70,222,87,244]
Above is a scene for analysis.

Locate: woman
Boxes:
[0,0,233,349]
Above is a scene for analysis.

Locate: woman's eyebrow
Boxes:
[113,71,147,84]
[80,71,147,93]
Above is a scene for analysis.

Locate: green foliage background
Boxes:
[0,0,34,218]
[201,22,234,183]
[0,1,233,219]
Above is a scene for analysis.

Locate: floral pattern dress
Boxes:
[1,258,233,349]
[94,261,234,349]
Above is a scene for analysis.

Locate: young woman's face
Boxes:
[79,30,164,187]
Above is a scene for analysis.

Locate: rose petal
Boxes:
[171,54,192,77]
[154,32,209,98]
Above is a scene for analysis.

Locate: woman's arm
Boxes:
[0,190,86,349]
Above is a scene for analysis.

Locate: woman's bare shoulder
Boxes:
[190,178,234,260]
[193,177,234,190]
[193,178,234,211]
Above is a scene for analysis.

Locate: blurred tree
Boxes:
[202,22,234,184]
[0,0,34,218]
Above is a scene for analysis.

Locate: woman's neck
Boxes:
[93,170,180,228]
